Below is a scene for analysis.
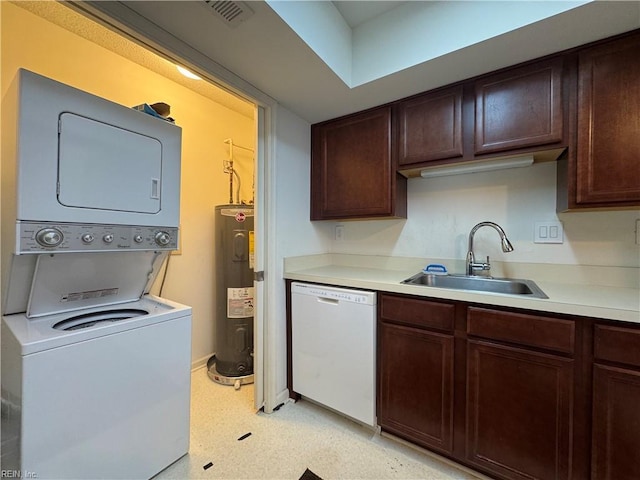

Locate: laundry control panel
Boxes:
[17,221,179,253]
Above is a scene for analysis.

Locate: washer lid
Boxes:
[27,251,163,318]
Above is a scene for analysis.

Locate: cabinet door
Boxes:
[311,106,406,220]
[378,322,454,454]
[592,364,640,480]
[466,340,573,480]
[397,85,463,165]
[475,58,564,155]
[576,32,640,206]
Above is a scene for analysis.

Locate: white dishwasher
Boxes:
[291,282,377,426]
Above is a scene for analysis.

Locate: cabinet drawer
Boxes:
[467,307,575,354]
[594,324,640,367]
[380,294,454,331]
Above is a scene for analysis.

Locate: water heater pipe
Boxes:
[224,138,254,204]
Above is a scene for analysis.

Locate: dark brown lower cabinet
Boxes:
[377,322,454,454]
[354,291,640,480]
[592,323,640,479]
[592,365,640,479]
[466,340,574,480]
[375,295,584,480]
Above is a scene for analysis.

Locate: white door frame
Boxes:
[69,1,279,412]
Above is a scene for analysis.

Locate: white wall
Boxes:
[266,1,588,88]
[266,1,352,85]
[320,162,640,270]
[352,1,587,86]
[273,105,330,396]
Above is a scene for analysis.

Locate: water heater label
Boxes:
[227,287,254,318]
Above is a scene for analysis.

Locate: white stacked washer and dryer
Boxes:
[1,69,192,479]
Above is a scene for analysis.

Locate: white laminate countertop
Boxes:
[283,254,640,324]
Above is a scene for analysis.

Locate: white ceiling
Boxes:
[83,1,639,124]
[16,1,255,118]
[332,1,405,27]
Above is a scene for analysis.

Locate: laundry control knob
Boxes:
[81,234,95,244]
[103,234,114,244]
[35,228,63,247]
[154,231,171,246]
[133,235,144,243]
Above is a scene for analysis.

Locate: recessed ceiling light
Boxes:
[176,66,201,80]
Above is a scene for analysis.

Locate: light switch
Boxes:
[534,221,563,244]
[539,226,548,238]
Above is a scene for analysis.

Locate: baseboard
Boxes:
[379,430,492,480]
[191,353,213,371]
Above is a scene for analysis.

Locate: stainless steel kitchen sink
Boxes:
[401,273,548,299]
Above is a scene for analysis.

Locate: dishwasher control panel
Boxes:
[290,283,375,305]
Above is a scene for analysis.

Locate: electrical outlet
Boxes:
[534,221,563,244]
[335,224,344,242]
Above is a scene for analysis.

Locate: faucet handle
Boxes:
[469,256,492,274]
[480,256,491,271]
[477,256,491,271]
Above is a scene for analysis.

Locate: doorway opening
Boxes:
[1,1,268,409]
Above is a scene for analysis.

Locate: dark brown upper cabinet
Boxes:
[396,58,567,174]
[310,29,640,219]
[474,57,564,155]
[310,106,407,221]
[397,85,463,166]
[573,31,640,207]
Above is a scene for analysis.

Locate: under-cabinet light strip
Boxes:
[420,155,534,178]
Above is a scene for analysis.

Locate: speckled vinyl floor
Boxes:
[153,367,489,480]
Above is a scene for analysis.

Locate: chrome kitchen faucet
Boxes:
[466,222,514,276]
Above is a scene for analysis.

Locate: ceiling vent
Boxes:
[202,0,254,28]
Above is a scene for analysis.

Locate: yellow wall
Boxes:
[1,2,255,363]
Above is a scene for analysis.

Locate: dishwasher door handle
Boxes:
[316,296,339,305]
